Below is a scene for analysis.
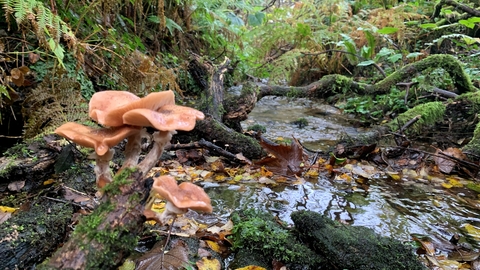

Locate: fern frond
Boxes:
[36,4,46,36]
[13,0,28,24]
[1,0,77,66]
[268,49,305,84]
[23,75,90,138]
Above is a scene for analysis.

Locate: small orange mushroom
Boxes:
[54,122,141,188]
[150,175,212,224]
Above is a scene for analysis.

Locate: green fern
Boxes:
[0,0,76,67]
[268,49,305,84]
[22,75,91,138]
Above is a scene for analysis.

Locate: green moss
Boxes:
[101,167,137,195]
[457,91,480,113]
[292,210,425,270]
[292,117,309,128]
[247,124,266,133]
[242,82,260,95]
[230,209,323,267]
[286,87,303,98]
[389,101,446,134]
[0,199,74,269]
[466,182,480,193]
[0,157,20,178]
[331,74,353,94]
[73,199,139,269]
[462,121,480,154]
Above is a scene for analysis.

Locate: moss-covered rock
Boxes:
[230,209,324,269]
[291,210,426,270]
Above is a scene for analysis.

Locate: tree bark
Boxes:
[0,197,74,270]
[41,169,148,269]
[208,58,231,121]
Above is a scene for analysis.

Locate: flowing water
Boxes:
[207,96,480,254]
[240,96,376,151]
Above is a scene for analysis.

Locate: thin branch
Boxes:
[262,0,277,12]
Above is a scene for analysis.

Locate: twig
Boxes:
[400,115,421,133]
[431,87,458,98]
[262,0,277,11]
[396,81,419,105]
[160,216,177,269]
[167,139,252,164]
[42,196,84,208]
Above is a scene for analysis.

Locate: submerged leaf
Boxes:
[464,224,480,241]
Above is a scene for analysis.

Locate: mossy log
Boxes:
[257,54,477,99]
[433,0,480,19]
[0,198,74,269]
[194,115,265,160]
[291,210,426,270]
[41,169,148,269]
[0,142,58,192]
[0,139,94,269]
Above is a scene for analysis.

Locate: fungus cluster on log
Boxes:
[54,90,212,223]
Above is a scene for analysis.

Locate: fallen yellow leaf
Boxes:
[441,183,453,189]
[0,206,18,213]
[387,171,401,181]
[464,224,480,240]
[215,175,227,181]
[305,170,319,178]
[446,177,463,188]
[43,179,55,185]
[196,257,221,270]
[205,240,222,253]
[260,166,273,177]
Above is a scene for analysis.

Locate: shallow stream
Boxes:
[208,96,480,254]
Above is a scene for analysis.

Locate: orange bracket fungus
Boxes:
[151,175,212,224]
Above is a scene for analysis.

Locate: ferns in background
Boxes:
[22,74,90,138]
[0,0,76,66]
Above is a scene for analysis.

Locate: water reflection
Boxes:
[206,175,480,248]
